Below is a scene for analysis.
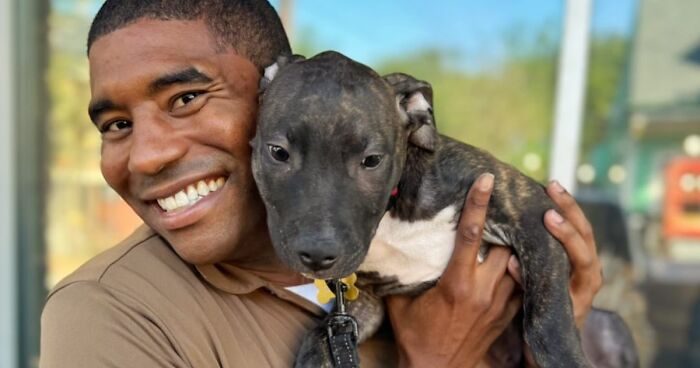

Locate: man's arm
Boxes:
[40,281,188,368]
[386,173,520,367]
[386,175,602,368]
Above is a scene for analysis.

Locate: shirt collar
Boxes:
[195,262,267,295]
[195,262,326,316]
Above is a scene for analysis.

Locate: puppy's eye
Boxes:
[268,145,290,162]
[361,155,383,169]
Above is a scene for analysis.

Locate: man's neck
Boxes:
[224,223,310,287]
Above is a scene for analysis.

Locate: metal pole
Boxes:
[0,0,18,365]
[549,0,593,193]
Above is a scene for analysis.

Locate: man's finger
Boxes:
[547,181,596,250]
[476,246,512,292]
[488,272,519,322]
[441,173,494,288]
[481,246,511,270]
[507,255,522,286]
[544,210,596,272]
[385,294,411,315]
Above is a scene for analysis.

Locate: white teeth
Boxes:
[156,177,226,212]
[165,197,177,211]
[187,185,198,201]
[197,181,210,196]
[175,191,189,207]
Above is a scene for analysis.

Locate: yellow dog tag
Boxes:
[314,273,359,304]
[341,273,359,301]
[314,279,336,304]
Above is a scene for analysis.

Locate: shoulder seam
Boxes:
[97,231,160,283]
[48,231,160,299]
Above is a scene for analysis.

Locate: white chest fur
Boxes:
[358,206,458,285]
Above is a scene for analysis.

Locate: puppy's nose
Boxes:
[298,251,338,271]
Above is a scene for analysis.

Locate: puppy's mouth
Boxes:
[301,271,339,281]
[300,269,344,281]
[297,260,360,281]
[274,238,367,281]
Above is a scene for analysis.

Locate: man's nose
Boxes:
[128,113,188,175]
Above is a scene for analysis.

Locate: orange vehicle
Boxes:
[663,157,700,238]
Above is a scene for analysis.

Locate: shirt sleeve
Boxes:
[40,281,189,368]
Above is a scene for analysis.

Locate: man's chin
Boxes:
[169,242,222,265]
[159,228,229,265]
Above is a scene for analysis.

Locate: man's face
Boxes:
[89,19,265,264]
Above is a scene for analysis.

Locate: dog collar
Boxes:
[386,187,399,211]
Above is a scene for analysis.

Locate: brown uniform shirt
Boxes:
[40,225,397,367]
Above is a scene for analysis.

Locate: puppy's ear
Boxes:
[259,54,306,93]
[383,73,437,152]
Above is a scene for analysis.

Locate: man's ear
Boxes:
[259,54,306,94]
[383,73,437,152]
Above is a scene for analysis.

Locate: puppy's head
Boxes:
[251,51,435,279]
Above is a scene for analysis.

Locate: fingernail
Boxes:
[550,180,566,194]
[479,173,494,191]
[508,255,520,270]
[549,209,564,224]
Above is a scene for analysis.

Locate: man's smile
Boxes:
[145,174,232,231]
[156,177,227,212]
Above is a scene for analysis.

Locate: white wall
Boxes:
[0,0,18,366]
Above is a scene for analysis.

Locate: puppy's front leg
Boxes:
[295,322,334,368]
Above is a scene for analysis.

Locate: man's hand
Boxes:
[508,180,603,366]
[386,173,522,368]
[386,176,603,368]
[543,180,603,327]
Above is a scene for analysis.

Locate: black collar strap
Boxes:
[326,279,360,368]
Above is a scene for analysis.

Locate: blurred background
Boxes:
[0,0,699,367]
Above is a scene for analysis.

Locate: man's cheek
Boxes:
[100,157,127,189]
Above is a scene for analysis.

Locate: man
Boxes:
[40,1,602,367]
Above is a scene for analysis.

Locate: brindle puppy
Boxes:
[252,51,588,367]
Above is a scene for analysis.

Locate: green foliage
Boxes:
[382,45,557,180]
[47,9,98,170]
[581,35,629,156]
[292,27,628,182]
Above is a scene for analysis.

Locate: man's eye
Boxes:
[268,145,290,162]
[104,120,132,132]
[361,154,383,169]
[172,92,201,109]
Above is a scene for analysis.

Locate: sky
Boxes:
[270,0,638,69]
[58,0,638,70]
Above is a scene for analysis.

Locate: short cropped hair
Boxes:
[87,0,291,71]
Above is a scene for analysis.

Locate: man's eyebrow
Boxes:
[88,99,119,125]
[148,67,214,95]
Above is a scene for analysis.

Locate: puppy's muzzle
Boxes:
[294,238,341,272]
[298,250,338,271]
